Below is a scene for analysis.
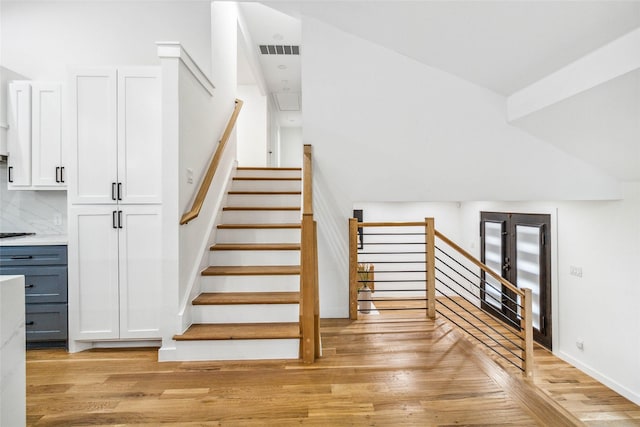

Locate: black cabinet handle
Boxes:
[118,210,123,229]
[117,182,122,201]
[25,284,34,289]
[25,321,35,326]
[55,167,61,183]
[10,255,33,260]
[8,166,13,183]
[61,166,65,183]
[112,210,118,229]
[111,182,117,201]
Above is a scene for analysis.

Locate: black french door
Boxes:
[480,212,552,350]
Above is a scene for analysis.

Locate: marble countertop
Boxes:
[0,234,67,246]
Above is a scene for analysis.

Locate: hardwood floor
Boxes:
[27,317,640,426]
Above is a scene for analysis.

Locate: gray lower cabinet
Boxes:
[0,245,68,348]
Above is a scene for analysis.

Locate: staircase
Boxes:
[173,167,305,361]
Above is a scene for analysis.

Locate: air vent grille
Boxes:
[259,45,300,55]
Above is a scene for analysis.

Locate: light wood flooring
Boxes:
[27,317,640,426]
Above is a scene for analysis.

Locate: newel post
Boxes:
[425,218,436,319]
[349,218,359,320]
[522,287,534,378]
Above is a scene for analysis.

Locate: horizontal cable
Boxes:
[361,232,425,236]
[435,281,524,347]
[436,308,524,372]
[358,279,425,283]
[360,242,425,245]
[359,307,426,311]
[358,251,426,255]
[436,246,522,309]
[360,289,427,292]
[358,261,425,265]
[357,298,427,302]
[435,264,522,321]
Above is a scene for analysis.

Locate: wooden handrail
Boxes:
[434,229,524,298]
[303,145,312,215]
[180,99,244,225]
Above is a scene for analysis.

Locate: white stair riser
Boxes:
[227,194,301,207]
[166,339,300,361]
[222,210,301,224]
[201,275,300,293]
[236,169,301,178]
[192,304,299,323]
[216,228,301,244]
[209,250,300,266]
[231,180,301,192]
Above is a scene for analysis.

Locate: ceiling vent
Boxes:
[259,45,300,55]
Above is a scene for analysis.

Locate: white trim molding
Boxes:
[156,41,215,96]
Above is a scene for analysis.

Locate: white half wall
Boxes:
[237,84,267,166]
[1,1,213,81]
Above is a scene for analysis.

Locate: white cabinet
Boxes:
[69,205,162,341]
[69,67,161,205]
[7,81,65,190]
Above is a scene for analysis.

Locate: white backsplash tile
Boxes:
[0,163,67,234]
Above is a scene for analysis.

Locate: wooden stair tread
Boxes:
[223,206,300,211]
[237,167,301,171]
[202,265,301,276]
[210,243,301,251]
[173,322,300,341]
[193,292,300,305]
[233,177,302,181]
[217,223,301,229]
[228,191,301,195]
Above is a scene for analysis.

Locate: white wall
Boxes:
[279,127,303,167]
[237,84,267,166]
[1,1,212,82]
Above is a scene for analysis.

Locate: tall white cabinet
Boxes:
[68,67,163,351]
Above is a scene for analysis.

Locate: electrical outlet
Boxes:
[576,340,584,350]
[569,266,583,278]
[186,168,194,184]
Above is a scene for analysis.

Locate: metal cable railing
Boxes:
[348,218,534,378]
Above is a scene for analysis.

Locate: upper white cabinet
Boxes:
[7,81,65,190]
[68,67,161,205]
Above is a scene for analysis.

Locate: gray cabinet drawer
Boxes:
[1,265,67,303]
[0,245,67,267]
[25,304,68,342]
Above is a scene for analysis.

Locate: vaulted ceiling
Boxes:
[244,1,640,180]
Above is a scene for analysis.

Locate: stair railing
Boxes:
[348,217,534,378]
[180,99,243,225]
[300,144,320,363]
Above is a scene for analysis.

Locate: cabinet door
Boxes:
[68,206,120,340]
[7,82,32,188]
[118,205,162,339]
[117,68,162,204]
[32,83,64,187]
[69,69,117,204]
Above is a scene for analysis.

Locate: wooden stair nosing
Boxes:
[193,292,300,305]
[202,265,301,276]
[233,177,302,181]
[222,206,301,212]
[173,322,301,341]
[210,243,301,251]
[228,191,302,195]
[217,223,301,229]
[237,167,301,171]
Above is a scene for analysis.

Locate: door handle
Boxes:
[60,166,65,183]
[8,166,13,183]
[112,182,117,201]
[112,210,118,229]
[25,321,35,326]
[118,210,123,229]
[25,284,34,289]
[56,167,61,183]
[117,183,122,201]
[11,255,33,260]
